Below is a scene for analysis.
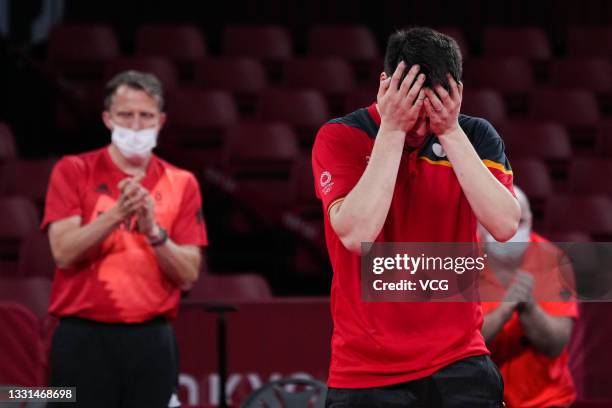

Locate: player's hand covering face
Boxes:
[424,73,463,137]
[377,61,427,139]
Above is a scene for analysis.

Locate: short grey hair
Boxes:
[104,70,165,111]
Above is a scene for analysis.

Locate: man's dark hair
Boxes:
[384,27,462,92]
[104,70,165,111]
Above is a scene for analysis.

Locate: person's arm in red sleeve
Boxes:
[46,158,143,269]
[139,173,207,290]
[424,75,520,242]
[316,62,426,254]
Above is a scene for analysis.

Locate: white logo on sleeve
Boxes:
[432,143,446,158]
[320,171,334,195]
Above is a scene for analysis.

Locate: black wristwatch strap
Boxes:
[149,226,168,247]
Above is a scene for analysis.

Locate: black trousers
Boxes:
[48,316,177,408]
[326,355,504,408]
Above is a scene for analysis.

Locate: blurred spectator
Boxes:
[480,186,577,408]
[43,70,208,408]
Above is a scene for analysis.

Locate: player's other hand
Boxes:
[424,73,463,136]
[377,61,426,134]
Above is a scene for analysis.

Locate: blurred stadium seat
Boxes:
[0,302,46,386]
[464,57,533,114]
[543,230,592,242]
[166,89,238,147]
[222,26,292,60]
[223,122,299,176]
[18,232,56,279]
[500,121,572,160]
[597,120,612,157]
[135,24,206,81]
[258,89,329,145]
[529,89,601,150]
[550,58,612,115]
[48,24,120,81]
[284,57,355,96]
[568,158,612,195]
[530,89,600,127]
[465,57,534,94]
[135,24,206,61]
[187,273,272,302]
[343,85,377,114]
[162,90,238,171]
[283,57,355,116]
[550,58,612,94]
[0,122,18,162]
[308,25,378,61]
[288,154,320,218]
[511,158,553,222]
[219,122,299,224]
[567,27,612,57]
[222,25,293,81]
[0,197,40,277]
[0,158,56,211]
[461,89,507,125]
[194,57,267,94]
[572,401,612,408]
[483,27,552,60]
[308,25,379,83]
[0,277,51,319]
[545,194,612,240]
[283,155,328,282]
[193,57,267,115]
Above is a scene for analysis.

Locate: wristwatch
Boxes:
[148,226,168,247]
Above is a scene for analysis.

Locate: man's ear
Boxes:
[158,112,167,129]
[102,111,113,131]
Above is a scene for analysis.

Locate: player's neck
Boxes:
[107,144,151,176]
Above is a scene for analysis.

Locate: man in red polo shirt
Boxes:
[312,27,520,406]
[43,71,207,408]
[480,187,577,408]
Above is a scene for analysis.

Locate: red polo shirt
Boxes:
[312,103,514,388]
[42,147,208,323]
[481,233,578,408]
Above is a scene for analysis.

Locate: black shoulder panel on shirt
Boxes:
[416,114,487,162]
[458,114,487,145]
[327,108,379,139]
[458,114,512,171]
[416,114,510,168]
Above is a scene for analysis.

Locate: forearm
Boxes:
[482,302,515,343]
[519,305,572,357]
[155,241,201,290]
[332,126,405,252]
[438,127,520,241]
[52,211,122,268]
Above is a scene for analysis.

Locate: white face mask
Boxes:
[111,123,158,160]
[484,225,532,262]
